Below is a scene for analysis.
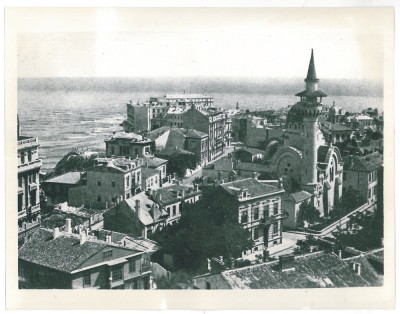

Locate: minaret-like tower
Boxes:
[295,49,327,186]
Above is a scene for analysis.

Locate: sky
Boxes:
[16,8,389,80]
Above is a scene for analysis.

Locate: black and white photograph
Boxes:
[4,4,396,310]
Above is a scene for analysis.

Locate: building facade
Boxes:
[219,178,286,254]
[19,228,152,289]
[182,106,227,162]
[18,118,42,246]
[69,157,142,209]
[105,132,152,158]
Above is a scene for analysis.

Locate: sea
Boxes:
[17,77,383,173]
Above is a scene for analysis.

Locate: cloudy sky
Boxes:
[16,8,390,80]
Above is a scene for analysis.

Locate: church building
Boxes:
[267,50,343,217]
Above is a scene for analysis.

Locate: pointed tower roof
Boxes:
[305,49,318,82]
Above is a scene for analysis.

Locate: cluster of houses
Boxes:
[17,50,384,290]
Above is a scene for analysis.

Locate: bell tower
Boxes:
[295,49,327,186]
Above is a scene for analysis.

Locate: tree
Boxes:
[297,201,321,227]
[150,188,254,271]
[164,151,197,178]
[341,188,365,212]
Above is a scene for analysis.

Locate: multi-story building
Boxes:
[218,178,286,254]
[18,227,152,289]
[149,127,209,166]
[182,106,227,162]
[320,122,353,144]
[141,168,161,192]
[150,184,202,225]
[164,93,214,108]
[105,132,152,158]
[342,152,383,207]
[17,117,42,246]
[68,157,142,209]
[142,155,168,181]
[42,171,83,206]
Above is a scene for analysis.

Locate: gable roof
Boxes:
[124,193,168,226]
[152,184,202,206]
[215,251,378,289]
[156,147,194,157]
[44,172,81,185]
[220,178,284,199]
[18,229,138,274]
[343,155,381,172]
[142,155,168,168]
[285,191,312,203]
[236,162,271,173]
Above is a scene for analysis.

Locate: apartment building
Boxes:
[219,178,286,254]
[68,157,142,209]
[18,117,42,246]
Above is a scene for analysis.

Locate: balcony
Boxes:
[17,137,39,149]
[18,209,27,219]
[259,212,288,225]
[140,263,152,274]
[30,204,41,214]
[18,159,42,173]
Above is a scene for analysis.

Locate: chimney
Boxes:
[278,178,283,189]
[53,227,60,239]
[80,232,87,245]
[262,248,269,262]
[230,257,236,269]
[350,155,354,168]
[219,256,223,263]
[337,249,342,259]
[252,172,259,180]
[65,218,72,233]
[279,254,295,272]
[353,262,361,275]
[207,258,211,272]
[194,183,199,192]
[135,199,140,212]
[181,189,185,199]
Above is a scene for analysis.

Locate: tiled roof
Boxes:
[236,162,271,173]
[285,191,312,203]
[44,172,81,185]
[221,178,284,199]
[18,229,138,273]
[362,152,383,168]
[142,156,168,168]
[321,123,352,132]
[235,147,265,156]
[153,184,202,206]
[343,153,382,172]
[218,251,377,289]
[98,229,159,252]
[125,193,168,226]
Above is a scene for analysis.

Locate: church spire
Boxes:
[305,49,318,83]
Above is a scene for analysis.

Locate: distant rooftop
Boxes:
[152,184,202,206]
[221,178,284,199]
[165,94,213,99]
